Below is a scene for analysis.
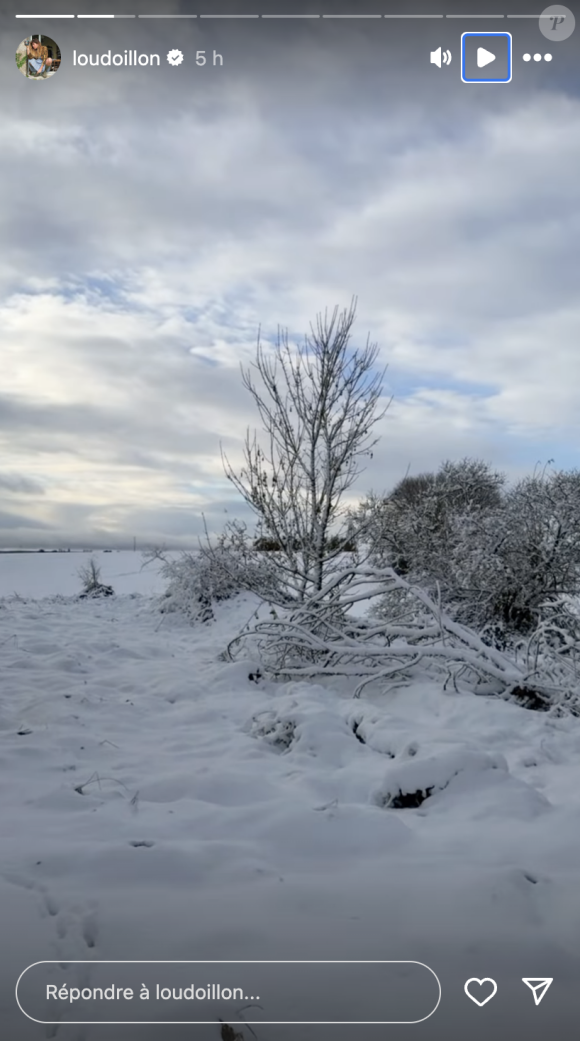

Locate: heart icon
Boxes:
[464,977,498,1006]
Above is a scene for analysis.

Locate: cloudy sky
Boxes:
[2,0,580,548]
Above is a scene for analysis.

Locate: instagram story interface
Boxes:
[2,2,580,1040]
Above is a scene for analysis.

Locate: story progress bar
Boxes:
[14,13,553,21]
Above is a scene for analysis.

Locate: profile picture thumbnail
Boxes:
[15,35,62,79]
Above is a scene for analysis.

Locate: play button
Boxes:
[461,32,512,82]
[477,46,496,67]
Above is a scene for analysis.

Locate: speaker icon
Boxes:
[430,47,452,67]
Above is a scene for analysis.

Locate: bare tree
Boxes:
[222,299,388,602]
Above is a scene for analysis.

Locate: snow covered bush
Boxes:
[438,469,580,641]
[362,463,580,645]
[485,470,580,633]
[359,458,504,580]
[152,520,280,623]
[78,557,114,598]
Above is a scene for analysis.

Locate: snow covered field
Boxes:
[0,550,171,600]
[1,554,580,1039]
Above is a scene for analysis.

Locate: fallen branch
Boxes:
[227,565,579,710]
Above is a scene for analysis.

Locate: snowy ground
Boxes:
[0,550,171,600]
[1,554,580,1039]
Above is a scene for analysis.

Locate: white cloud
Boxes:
[1,12,579,545]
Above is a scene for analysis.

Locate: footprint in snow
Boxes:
[81,909,98,949]
[42,891,60,917]
[0,871,61,920]
[0,875,99,1038]
[53,902,98,952]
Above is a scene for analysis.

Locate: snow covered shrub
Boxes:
[79,556,101,592]
[360,458,504,579]
[78,557,114,598]
[153,520,280,623]
[440,470,580,643]
[363,463,580,644]
[485,470,580,633]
